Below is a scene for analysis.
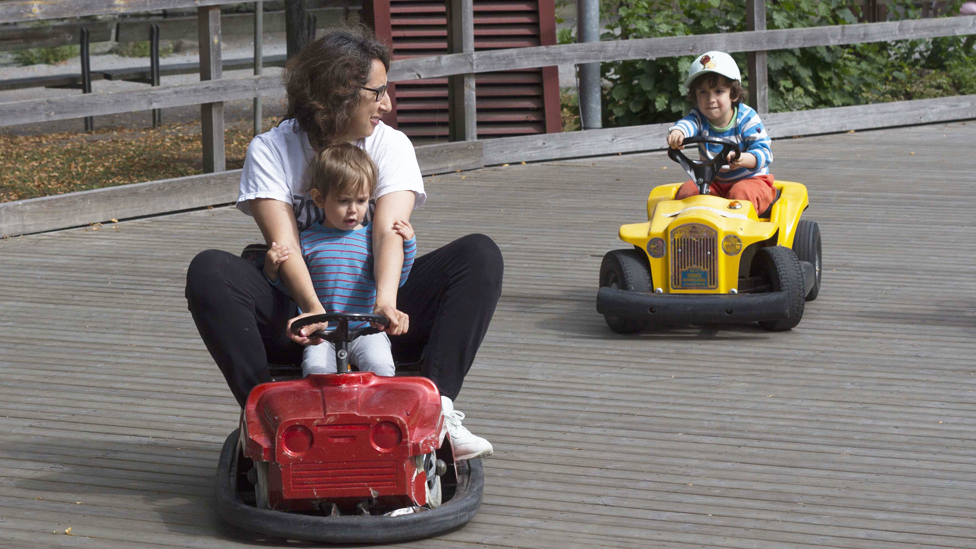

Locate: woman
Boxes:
[185,28,502,461]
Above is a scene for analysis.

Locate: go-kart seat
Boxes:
[758,188,782,219]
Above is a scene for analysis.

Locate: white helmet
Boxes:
[685,51,741,88]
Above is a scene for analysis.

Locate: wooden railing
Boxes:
[1,0,975,237]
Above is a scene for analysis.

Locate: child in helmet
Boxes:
[666,51,776,215]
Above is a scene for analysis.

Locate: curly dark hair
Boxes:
[283,27,391,149]
[686,73,746,107]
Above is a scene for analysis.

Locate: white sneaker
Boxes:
[441,396,493,461]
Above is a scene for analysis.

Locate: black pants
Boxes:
[185,234,503,407]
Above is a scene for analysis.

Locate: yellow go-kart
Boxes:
[596,136,821,333]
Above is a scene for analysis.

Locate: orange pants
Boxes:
[675,174,776,215]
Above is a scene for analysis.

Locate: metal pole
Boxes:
[254,1,263,136]
[577,0,601,130]
[80,27,93,132]
[150,24,162,128]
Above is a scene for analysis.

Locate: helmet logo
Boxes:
[700,55,715,69]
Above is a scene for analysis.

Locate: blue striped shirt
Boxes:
[668,103,773,184]
[297,222,416,330]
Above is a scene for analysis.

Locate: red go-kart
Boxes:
[215,312,484,543]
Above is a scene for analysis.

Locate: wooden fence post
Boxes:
[198,6,225,173]
[746,0,768,114]
[284,0,308,60]
[447,0,476,141]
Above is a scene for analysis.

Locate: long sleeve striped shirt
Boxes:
[668,103,773,184]
[295,222,416,330]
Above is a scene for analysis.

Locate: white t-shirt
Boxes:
[237,119,426,231]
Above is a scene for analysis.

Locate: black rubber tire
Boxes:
[599,249,652,333]
[792,219,822,301]
[751,246,806,331]
[215,429,484,544]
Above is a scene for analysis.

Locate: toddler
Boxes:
[263,143,416,377]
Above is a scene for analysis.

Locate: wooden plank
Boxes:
[0,172,239,237]
[0,0,245,25]
[387,16,976,81]
[415,139,485,174]
[480,95,976,164]
[0,75,281,128]
[198,5,225,173]
[115,7,351,43]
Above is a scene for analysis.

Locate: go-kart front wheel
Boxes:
[792,220,822,301]
[751,246,806,331]
[599,249,652,333]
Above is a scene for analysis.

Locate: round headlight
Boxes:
[370,421,402,451]
[282,425,313,455]
[722,235,742,256]
[646,238,666,258]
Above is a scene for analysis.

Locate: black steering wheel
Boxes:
[668,135,741,196]
[290,312,390,373]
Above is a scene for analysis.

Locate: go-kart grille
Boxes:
[670,224,718,290]
[290,461,398,490]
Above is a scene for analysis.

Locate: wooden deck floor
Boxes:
[1,121,974,548]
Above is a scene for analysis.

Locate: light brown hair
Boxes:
[686,73,746,106]
[283,27,391,149]
[305,143,377,201]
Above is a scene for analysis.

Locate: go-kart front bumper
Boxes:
[215,429,484,544]
[597,286,791,325]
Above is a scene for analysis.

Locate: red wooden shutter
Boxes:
[367,0,561,144]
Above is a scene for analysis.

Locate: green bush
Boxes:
[599,0,976,126]
[14,45,79,66]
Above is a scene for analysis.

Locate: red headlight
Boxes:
[282,425,313,455]
[370,421,402,451]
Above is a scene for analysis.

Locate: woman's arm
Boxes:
[250,198,327,341]
[371,190,416,335]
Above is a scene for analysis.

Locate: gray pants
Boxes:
[302,332,396,377]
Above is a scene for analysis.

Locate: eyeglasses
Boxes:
[359,83,389,103]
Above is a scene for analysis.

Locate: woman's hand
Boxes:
[373,302,409,336]
[286,311,329,346]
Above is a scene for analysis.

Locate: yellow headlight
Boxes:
[722,235,742,256]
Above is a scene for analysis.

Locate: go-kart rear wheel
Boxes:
[751,246,805,331]
[792,220,822,301]
[599,249,652,333]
